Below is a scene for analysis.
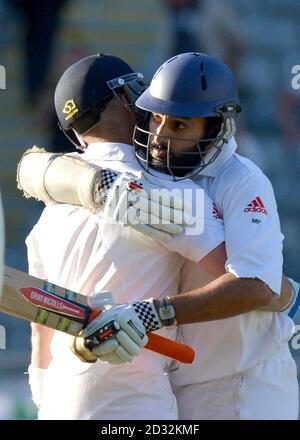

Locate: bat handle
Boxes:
[145,333,195,364]
[88,308,195,364]
[87,309,116,342]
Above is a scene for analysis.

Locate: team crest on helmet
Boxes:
[63,99,79,121]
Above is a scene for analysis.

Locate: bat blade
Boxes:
[21,287,87,320]
[2,265,84,335]
[1,265,195,363]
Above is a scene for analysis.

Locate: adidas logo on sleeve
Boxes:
[244,196,268,215]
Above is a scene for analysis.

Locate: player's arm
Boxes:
[17,148,190,242]
[77,249,293,366]
[200,244,294,312]
[259,275,293,312]
[163,274,272,323]
[197,167,283,314]
[25,225,53,409]
[31,323,54,368]
[80,273,272,366]
[163,183,294,313]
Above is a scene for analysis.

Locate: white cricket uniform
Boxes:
[26,142,224,420]
[170,138,298,420]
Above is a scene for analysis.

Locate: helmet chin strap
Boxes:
[74,130,88,150]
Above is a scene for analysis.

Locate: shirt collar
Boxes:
[83,137,237,179]
[84,142,137,165]
[198,137,237,177]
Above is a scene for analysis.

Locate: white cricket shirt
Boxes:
[26,142,224,369]
[170,137,295,385]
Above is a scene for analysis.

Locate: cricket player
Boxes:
[95,52,297,419]
[24,52,298,420]
[26,54,228,420]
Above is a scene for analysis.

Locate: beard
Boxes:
[148,142,203,177]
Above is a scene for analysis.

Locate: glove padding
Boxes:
[81,303,149,364]
[70,292,149,364]
[104,172,191,242]
[70,291,115,363]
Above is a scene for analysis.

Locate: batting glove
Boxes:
[103,171,191,242]
[81,298,163,364]
[70,291,116,363]
[70,292,151,365]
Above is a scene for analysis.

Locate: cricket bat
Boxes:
[1,265,195,364]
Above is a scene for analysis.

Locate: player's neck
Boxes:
[84,124,133,145]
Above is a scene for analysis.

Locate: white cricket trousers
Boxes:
[38,348,178,420]
[172,345,299,420]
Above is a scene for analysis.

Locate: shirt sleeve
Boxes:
[163,188,225,263]
[217,164,283,294]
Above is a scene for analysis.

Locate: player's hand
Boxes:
[81,303,150,364]
[104,172,191,242]
[70,291,116,363]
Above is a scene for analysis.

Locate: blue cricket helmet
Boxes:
[134,52,241,179]
[136,52,240,118]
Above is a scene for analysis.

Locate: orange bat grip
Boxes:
[145,333,195,364]
[88,308,195,364]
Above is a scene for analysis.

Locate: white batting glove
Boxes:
[82,305,148,364]
[103,172,191,242]
[81,298,163,364]
[70,291,116,363]
[72,292,151,365]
